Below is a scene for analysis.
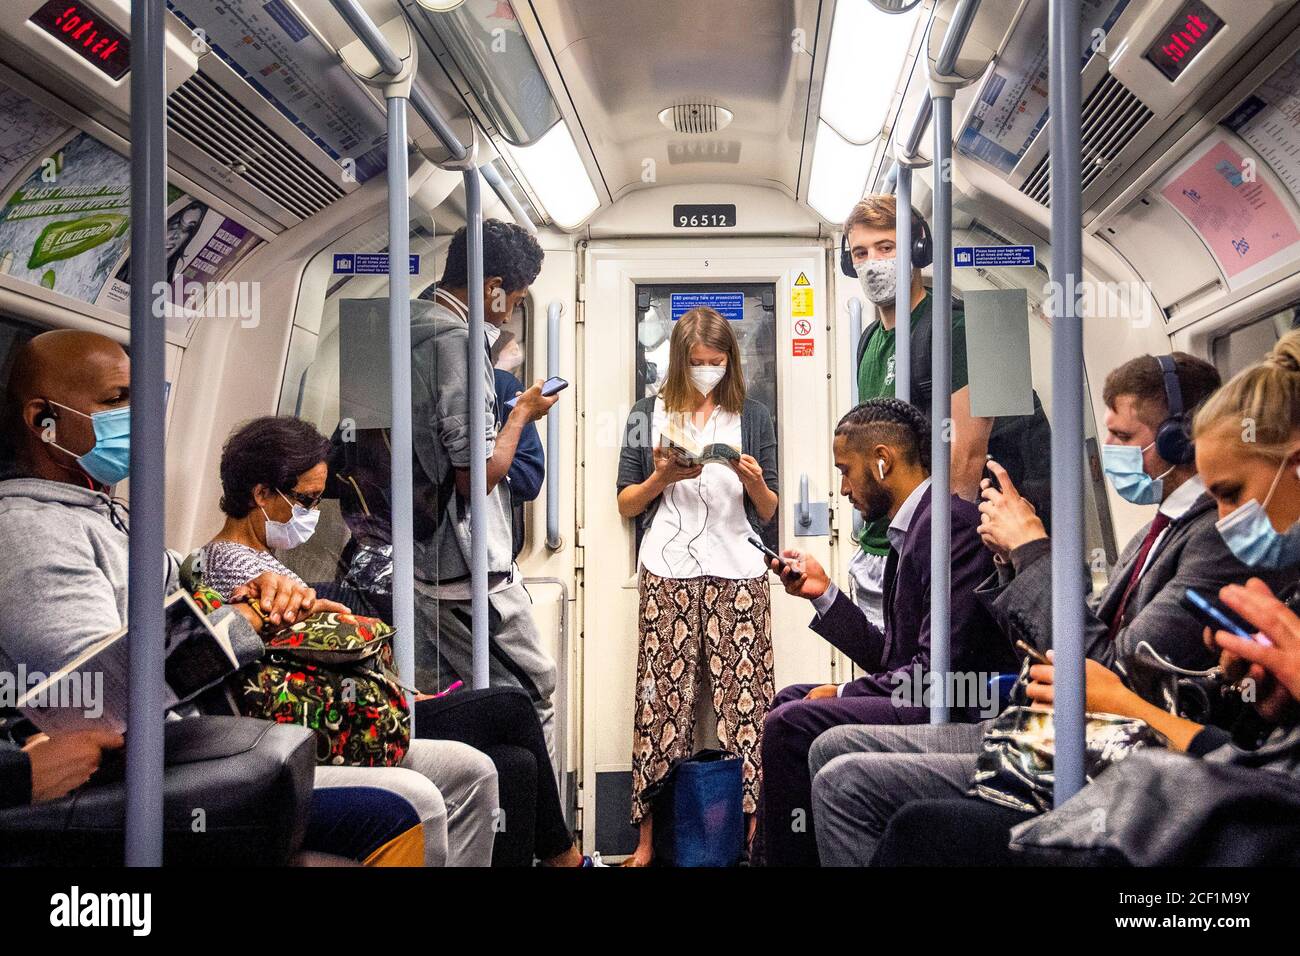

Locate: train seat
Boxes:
[0,717,316,867]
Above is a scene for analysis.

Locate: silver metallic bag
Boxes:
[969,705,1169,814]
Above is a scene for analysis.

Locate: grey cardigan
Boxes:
[617,396,779,538]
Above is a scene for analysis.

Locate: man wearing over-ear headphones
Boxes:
[841,194,1052,630]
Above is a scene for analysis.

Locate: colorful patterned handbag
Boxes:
[193,587,412,768]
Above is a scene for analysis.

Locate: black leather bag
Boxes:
[1009,743,1300,866]
[0,716,316,866]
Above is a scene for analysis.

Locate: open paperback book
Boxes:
[659,417,741,466]
[16,589,242,734]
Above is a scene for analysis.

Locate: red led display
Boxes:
[29,0,131,82]
[1144,1,1226,82]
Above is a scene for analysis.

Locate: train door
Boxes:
[579,241,838,854]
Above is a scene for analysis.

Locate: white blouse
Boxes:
[639,397,766,581]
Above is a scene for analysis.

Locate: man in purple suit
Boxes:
[753,398,1016,866]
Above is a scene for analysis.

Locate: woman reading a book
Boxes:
[616,306,780,865]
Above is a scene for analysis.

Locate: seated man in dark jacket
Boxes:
[753,398,1016,866]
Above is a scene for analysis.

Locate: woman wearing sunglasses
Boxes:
[199,415,599,867]
[199,415,351,619]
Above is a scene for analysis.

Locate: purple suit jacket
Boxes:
[811,485,1017,712]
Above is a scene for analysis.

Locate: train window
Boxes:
[494,298,530,386]
[634,282,778,549]
[274,207,439,587]
[496,296,534,558]
[1211,300,1300,379]
[951,221,1119,571]
[0,315,46,471]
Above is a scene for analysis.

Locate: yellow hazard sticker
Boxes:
[792,287,814,317]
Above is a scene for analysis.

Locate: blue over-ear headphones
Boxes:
[1155,354,1195,466]
[840,207,933,278]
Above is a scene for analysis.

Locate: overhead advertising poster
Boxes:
[167,0,387,182]
[958,0,1130,174]
[0,83,73,196]
[1221,49,1300,207]
[1161,133,1300,288]
[0,132,131,304]
[96,192,262,324]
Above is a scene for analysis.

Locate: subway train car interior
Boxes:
[2,0,1300,893]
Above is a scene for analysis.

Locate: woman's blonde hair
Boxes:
[1193,328,1300,461]
[659,307,746,414]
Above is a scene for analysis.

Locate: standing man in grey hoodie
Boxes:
[411,220,561,765]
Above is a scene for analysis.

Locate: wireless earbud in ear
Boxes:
[877,460,886,481]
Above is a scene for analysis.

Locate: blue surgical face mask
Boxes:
[1102,441,1174,505]
[46,400,130,486]
[261,491,319,551]
[1216,458,1300,570]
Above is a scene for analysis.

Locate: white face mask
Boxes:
[484,324,503,348]
[262,491,319,550]
[688,364,727,396]
[856,257,897,305]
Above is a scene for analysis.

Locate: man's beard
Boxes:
[860,475,893,524]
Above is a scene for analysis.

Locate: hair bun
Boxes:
[1268,329,1300,373]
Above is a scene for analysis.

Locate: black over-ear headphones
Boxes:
[1154,354,1195,466]
[840,207,934,278]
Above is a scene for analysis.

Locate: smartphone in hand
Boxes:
[981,455,1001,492]
[506,376,569,409]
[1182,587,1254,640]
[748,535,792,573]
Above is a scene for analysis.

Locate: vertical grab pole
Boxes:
[1050,0,1086,806]
[928,94,954,725]
[125,0,167,867]
[465,171,489,690]
[921,0,981,726]
[848,297,864,539]
[546,302,563,550]
[386,97,416,721]
[894,165,913,406]
[848,298,863,406]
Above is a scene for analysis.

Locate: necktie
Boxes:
[1106,511,1171,641]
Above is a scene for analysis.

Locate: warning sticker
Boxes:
[792,288,814,317]
[793,338,815,357]
[792,271,814,317]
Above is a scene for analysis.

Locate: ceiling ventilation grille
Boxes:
[659,102,733,134]
[1020,73,1154,207]
[167,72,346,221]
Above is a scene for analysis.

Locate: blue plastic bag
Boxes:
[649,749,744,867]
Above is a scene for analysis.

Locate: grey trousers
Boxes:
[414,579,558,771]
[315,738,498,866]
[809,720,993,866]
